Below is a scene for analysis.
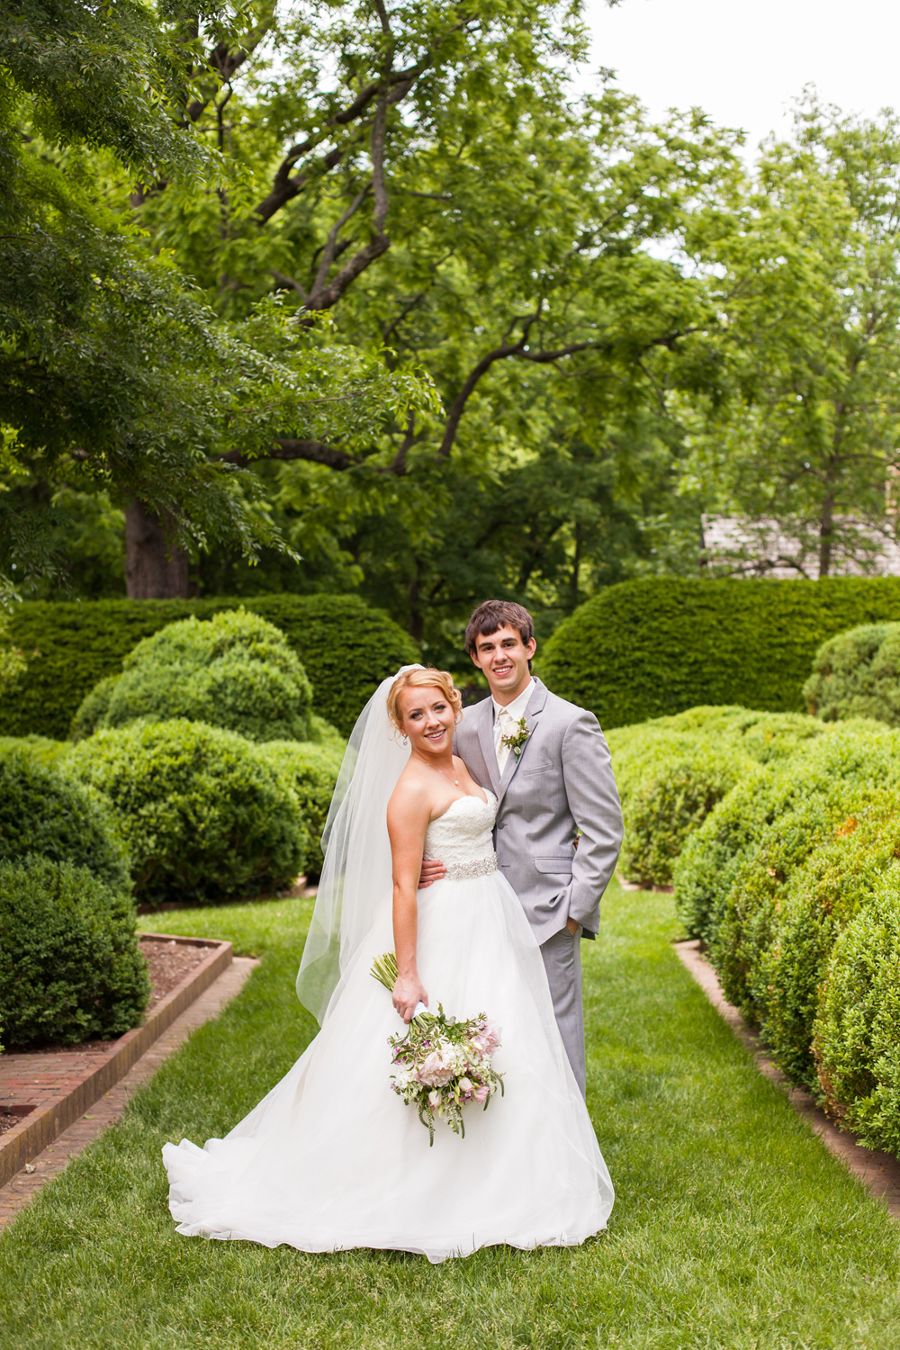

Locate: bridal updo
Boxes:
[387,667,462,730]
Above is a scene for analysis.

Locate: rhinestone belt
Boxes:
[442,854,498,881]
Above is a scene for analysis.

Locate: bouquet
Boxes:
[370,953,504,1145]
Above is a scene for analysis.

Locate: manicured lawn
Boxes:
[2,884,898,1348]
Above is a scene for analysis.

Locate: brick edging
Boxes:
[674,938,900,1219]
[0,934,232,1187]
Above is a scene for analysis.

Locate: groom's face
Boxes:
[470,625,536,702]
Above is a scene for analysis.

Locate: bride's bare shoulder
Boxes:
[388,763,438,813]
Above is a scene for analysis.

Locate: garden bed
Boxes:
[0,933,232,1186]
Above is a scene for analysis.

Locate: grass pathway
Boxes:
[1,884,898,1349]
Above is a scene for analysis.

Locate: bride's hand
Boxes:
[392,973,428,1023]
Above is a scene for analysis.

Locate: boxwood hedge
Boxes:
[1,594,418,739]
[672,719,891,946]
[540,577,900,727]
[813,874,900,1154]
[0,746,130,889]
[710,725,900,1023]
[803,621,900,726]
[74,609,315,743]
[757,791,900,1086]
[0,856,149,1048]
[67,720,309,904]
[609,708,826,888]
[257,739,344,879]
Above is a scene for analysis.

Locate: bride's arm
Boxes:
[387,785,431,1022]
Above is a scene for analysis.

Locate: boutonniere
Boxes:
[501,716,530,758]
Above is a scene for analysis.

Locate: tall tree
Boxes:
[0,0,430,595]
[121,1,742,627]
[685,95,900,577]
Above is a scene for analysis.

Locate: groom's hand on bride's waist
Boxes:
[419,858,447,888]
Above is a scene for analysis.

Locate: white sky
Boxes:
[582,0,900,152]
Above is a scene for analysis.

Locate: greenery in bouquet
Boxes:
[371,954,504,1145]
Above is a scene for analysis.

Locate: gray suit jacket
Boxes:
[455,678,623,944]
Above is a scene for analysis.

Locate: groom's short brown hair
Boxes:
[465,600,535,655]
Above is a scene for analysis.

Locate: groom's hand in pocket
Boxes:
[418,857,446,888]
[565,917,582,936]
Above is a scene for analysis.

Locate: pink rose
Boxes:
[418,1050,456,1087]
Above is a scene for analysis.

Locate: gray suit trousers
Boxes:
[540,928,585,1095]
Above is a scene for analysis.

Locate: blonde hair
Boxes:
[387,667,462,731]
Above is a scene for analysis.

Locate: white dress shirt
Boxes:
[493,678,535,774]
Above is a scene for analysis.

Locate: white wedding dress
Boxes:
[163,789,614,1262]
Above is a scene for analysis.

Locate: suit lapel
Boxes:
[476,697,502,796]
[496,679,548,806]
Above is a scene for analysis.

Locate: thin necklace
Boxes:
[427,758,460,787]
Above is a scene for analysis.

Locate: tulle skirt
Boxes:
[163,871,614,1263]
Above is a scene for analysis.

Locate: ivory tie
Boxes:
[495,706,515,775]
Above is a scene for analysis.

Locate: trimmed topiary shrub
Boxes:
[710,725,900,1023]
[540,577,900,728]
[0,856,149,1048]
[803,622,900,726]
[813,873,900,1155]
[0,746,129,888]
[0,594,418,740]
[257,739,344,879]
[0,735,71,770]
[67,721,308,903]
[608,727,753,886]
[76,609,314,743]
[609,708,825,888]
[69,674,120,741]
[673,719,892,945]
[755,791,900,1086]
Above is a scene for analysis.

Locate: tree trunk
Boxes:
[124,499,190,598]
[818,494,835,578]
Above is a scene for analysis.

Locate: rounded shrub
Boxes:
[705,725,900,1019]
[0,856,149,1048]
[812,872,900,1154]
[87,609,315,743]
[673,719,894,946]
[0,746,129,888]
[610,728,753,886]
[0,735,71,770]
[804,621,900,726]
[70,673,120,740]
[256,739,344,879]
[67,720,309,903]
[755,791,900,1085]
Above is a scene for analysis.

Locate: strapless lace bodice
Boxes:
[424,790,497,879]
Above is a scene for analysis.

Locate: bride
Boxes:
[163,666,614,1262]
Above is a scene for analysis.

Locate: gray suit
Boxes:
[455,678,623,1093]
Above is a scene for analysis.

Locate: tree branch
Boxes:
[219,439,358,471]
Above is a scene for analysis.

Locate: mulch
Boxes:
[0,936,213,1137]
[141,936,213,1010]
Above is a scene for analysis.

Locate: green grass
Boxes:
[2,884,899,1349]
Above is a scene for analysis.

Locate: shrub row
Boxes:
[541,577,900,728]
[671,720,900,1152]
[608,707,826,887]
[0,593,418,739]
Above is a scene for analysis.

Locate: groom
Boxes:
[423,599,623,1095]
